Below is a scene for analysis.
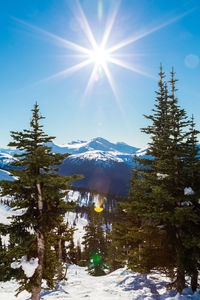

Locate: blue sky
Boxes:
[1,0,200,148]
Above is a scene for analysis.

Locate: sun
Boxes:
[89,46,110,67]
[13,1,189,99]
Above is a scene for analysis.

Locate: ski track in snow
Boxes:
[0,265,200,300]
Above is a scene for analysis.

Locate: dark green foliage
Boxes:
[105,225,124,272]
[82,205,107,276]
[112,66,200,292]
[0,236,10,281]
[67,231,77,264]
[0,103,82,296]
[75,240,82,266]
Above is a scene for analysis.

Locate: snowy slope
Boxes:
[67,150,125,166]
[47,137,139,155]
[0,265,199,300]
[0,153,16,170]
[0,194,200,299]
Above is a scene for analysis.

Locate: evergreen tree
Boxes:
[180,115,200,291]
[52,222,75,281]
[141,68,200,291]
[76,239,82,266]
[67,231,77,264]
[106,225,124,272]
[0,103,81,300]
[111,156,175,274]
[0,236,7,281]
[82,205,107,276]
[113,66,200,292]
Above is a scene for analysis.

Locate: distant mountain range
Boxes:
[0,137,148,196]
[46,137,139,155]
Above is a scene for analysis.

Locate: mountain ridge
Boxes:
[46,137,140,155]
[0,137,147,196]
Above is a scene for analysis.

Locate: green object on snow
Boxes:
[90,253,101,265]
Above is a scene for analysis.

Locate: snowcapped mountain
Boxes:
[0,138,146,196]
[55,138,145,195]
[0,153,17,170]
[66,150,133,166]
[47,137,139,155]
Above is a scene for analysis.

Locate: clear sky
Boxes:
[1,0,200,148]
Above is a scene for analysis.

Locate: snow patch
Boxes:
[157,173,168,179]
[1,264,200,299]
[11,256,38,278]
[184,187,195,195]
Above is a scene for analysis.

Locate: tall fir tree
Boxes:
[111,156,175,274]
[142,68,200,291]
[82,205,107,276]
[75,239,82,266]
[67,231,77,264]
[0,103,81,300]
[180,115,200,291]
[52,222,75,281]
[112,66,200,292]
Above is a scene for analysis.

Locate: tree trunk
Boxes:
[138,243,143,262]
[57,237,63,281]
[191,269,198,292]
[31,183,45,300]
[176,265,185,293]
[31,232,45,300]
[36,183,43,212]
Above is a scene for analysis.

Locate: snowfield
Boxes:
[1,201,200,299]
[0,265,199,300]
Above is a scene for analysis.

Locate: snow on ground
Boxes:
[0,199,88,248]
[64,212,88,246]
[1,198,200,299]
[0,265,199,300]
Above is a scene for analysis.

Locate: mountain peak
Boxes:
[47,137,139,155]
[92,137,108,142]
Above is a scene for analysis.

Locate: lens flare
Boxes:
[94,197,104,213]
[13,1,192,102]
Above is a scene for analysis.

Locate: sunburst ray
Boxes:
[102,63,125,116]
[12,2,193,103]
[108,57,155,79]
[75,0,97,49]
[12,16,91,55]
[107,10,193,54]
[101,1,120,49]
[83,64,99,99]
[34,59,93,85]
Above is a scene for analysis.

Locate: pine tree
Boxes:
[52,222,75,281]
[0,236,7,281]
[106,225,125,272]
[113,66,200,292]
[67,232,77,264]
[0,103,81,299]
[180,115,200,291]
[111,156,175,274]
[82,205,107,276]
[76,239,82,266]
[140,67,200,291]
